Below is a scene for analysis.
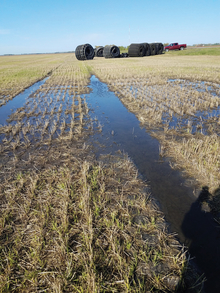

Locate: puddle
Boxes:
[0,77,49,126]
[126,79,220,135]
[87,75,197,237]
[165,80,220,134]
[168,78,220,92]
[86,75,220,292]
[0,77,90,160]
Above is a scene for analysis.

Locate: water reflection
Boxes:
[0,77,49,126]
[86,75,220,292]
[86,75,196,237]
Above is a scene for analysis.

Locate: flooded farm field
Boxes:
[87,76,197,232]
[90,56,220,193]
[0,77,49,126]
[86,75,220,292]
[0,53,220,292]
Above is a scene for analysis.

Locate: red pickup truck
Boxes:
[164,43,187,51]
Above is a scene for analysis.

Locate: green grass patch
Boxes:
[165,47,220,56]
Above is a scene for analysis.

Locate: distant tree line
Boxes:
[192,43,220,47]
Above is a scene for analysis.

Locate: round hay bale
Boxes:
[75,44,95,60]
[149,43,156,55]
[128,43,146,57]
[103,45,120,58]
[95,46,104,57]
[155,43,164,54]
[142,43,151,56]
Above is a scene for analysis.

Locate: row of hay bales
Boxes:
[75,43,164,60]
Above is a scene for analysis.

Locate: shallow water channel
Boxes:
[86,75,220,292]
[0,77,49,126]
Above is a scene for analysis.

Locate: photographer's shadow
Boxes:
[181,186,220,292]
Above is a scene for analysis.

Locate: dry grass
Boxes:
[157,133,220,191]
[0,153,203,292]
[0,54,70,105]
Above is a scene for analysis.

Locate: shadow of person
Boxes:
[181,186,220,292]
[209,186,220,221]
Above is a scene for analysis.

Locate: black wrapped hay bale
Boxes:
[94,46,104,57]
[75,44,95,60]
[128,43,146,57]
[155,43,164,54]
[103,45,120,58]
[149,43,156,55]
[156,43,164,54]
[142,43,151,56]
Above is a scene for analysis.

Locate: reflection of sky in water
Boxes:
[86,75,198,241]
[129,79,220,134]
[0,77,49,126]
[0,76,87,144]
[168,79,220,91]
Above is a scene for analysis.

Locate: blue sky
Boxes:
[0,0,219,55]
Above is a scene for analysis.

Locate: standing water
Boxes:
[86,75,220,293]
[0,77,49,126]
[0,73,219,292]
